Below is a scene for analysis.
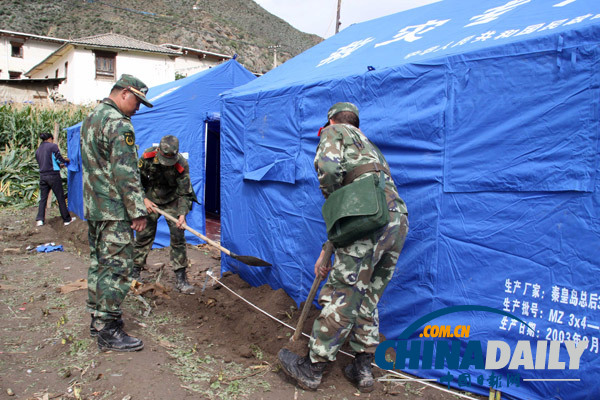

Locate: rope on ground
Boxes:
[205,270,480,400]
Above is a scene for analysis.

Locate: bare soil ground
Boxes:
[0,206,483,400]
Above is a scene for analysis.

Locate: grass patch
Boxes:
[171,350,270,400]
[67,338,92,357]
[249,344,263,360]
[121,296,271,399]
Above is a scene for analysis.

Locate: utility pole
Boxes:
[335,0,342,34]
[268,45,281,69]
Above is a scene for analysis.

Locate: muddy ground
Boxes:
[0,206,483,400]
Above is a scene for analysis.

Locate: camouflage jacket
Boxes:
[80,98,147,221]
[138,147,196,216]
[314,123,407,214]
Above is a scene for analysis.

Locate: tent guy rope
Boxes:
[205,270,480,400]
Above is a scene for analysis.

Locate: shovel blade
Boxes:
[231,253,272,267]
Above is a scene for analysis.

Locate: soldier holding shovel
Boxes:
[132,135,197,294]
[278,102,409,392]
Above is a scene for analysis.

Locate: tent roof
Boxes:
[225,0,600,97]
[140,59,256,110]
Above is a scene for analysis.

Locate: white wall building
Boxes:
[161,43,231,78]
[26,33,185,104]
[0,29,66,80]
[0,31,232,104]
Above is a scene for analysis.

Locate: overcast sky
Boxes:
[253,0,442,38]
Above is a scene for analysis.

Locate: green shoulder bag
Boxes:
[322,171,389,248]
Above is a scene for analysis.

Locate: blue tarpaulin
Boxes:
[219,1,600,399]
[36,244,63,253]
[67,60,255,247]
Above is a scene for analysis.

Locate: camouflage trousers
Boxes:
[309,212,409,363]
[86,220,134,322]
[133,200,188,271]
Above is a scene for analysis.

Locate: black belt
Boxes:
[342,162,390,186]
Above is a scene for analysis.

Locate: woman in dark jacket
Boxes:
[35,132,75,226]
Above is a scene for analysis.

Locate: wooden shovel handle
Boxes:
[152,207,232,256]
[291,241,334,341]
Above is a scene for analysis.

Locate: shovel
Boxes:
[153,207,272,267]
[291,241,334,341]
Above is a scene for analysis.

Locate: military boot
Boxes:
[343,352,375,392]
[97,319,144,352]
[90,315,124,337]
[175,268,195,294]
[278,348,328,391]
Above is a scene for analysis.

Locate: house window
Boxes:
[94,51,116,79]
[9,71,21,79]
[55,69,58,78]
[10,42,23,58]
[64,61,68,82]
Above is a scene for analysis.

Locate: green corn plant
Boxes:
[0,103,91,150]
[0,146,39,208]
[0,103,91,208]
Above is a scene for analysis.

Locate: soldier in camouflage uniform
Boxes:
[278,102,409,392]
[132,135,197,294]
[81,74,153,352]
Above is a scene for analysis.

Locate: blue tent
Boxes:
[219,1,600,399]
[67,59,255,247]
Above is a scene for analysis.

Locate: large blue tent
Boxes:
[219,1,600,399]
[67,59,255,246]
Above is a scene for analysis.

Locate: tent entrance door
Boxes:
[204,120,221,241]
[204,121,220,218]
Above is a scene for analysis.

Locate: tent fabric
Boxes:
[66,60,255,248]
[219,1,600,399]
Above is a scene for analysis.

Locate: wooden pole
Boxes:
[290,241,334,341]
[335,0,342,34]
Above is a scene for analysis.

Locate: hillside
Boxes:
[0,0,323,73]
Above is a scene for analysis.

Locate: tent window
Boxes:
[64,61,68,82]
[444,50,597,193]
[242,95,300,184]
[94,51,116,79]
[10,42,23,58]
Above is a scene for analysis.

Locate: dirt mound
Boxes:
[198,272,314,355]
[3,214,90,257]
[29,214,320,353]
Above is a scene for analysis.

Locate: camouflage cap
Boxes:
[158,135,179,166]
[114,74,153,108]
[324,102,359,127]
